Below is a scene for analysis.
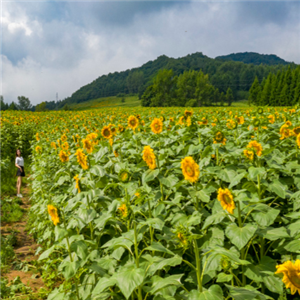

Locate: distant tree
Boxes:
[63,104,71,111]
[17,96,32,111]
[176,70,197,106]
[150,69,177,107]
[35,102,47,112]
[293,80,300,104]
[195,71,212,107]
[220,92,225,106]
[249,76,261,105]
[121,97,125,103]
[226,88,234,106]
[127,71,144,94]
[0,96,8,110]
[141,86,155,107]
[8,101,18,110]
[260,73,272,105]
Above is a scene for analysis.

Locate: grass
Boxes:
[1,197,25,223]
[70,95,141,110]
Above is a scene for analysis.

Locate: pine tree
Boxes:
[260,73,272,106]
[293,80,300,105]
[284,66,292,105]
[279,84,288,106]
[249,76,261,106]
[226,87,234,106]
[269,73,278,106]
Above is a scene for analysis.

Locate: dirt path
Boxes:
[1,183,46,297]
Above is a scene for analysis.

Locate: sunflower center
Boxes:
[223,194,232,205]
[185,166,194,176]
[104,129,110,136]
[288,271,300,289]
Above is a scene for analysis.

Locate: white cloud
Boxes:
[2,1,300,105]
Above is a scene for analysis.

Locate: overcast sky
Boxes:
[2,0,300,105]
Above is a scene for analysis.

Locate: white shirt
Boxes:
[15,156,24,167]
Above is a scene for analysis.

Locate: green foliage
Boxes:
[216,52,291,65]
[1,197,24,223]
[17,96,32,111]
[35,102,47,112]
[49,52,295,109]
[249,65,300,106]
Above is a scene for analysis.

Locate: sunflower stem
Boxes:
[134,221,143,300]
[62,211,80,300]
[193,239,202,292]
[216,147,219,166]
[237,201,246,286]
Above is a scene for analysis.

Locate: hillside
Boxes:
[216,52,291,66]
[53,52,296,109]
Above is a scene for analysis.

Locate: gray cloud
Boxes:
[2,1,300,105]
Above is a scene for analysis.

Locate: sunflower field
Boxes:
[2,106,300,300]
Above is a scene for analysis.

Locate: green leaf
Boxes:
[202,146,213,158]
[229,172,246,189]
[284,239,300,252]
[150,274,183,294]
[218,169,237,183]
[148,255,182,275]
[226,285,272,300]
[196,190,210,203]
[61,260,80,280]
[188,285,223,299]
[202,211,225,230]
[145,242,175,256]
[248,167,265,181]
[269,180,286,198]
[115,265,145,299]
[225,223,257,250]
[38,245,55,260]
[70,240,88,261]
[92,277,117,296]
[90,165,106,177]
[54,225,68,241]
[263,275,283,294]
[216,273,233,283]
[259,227,290,241]
[251,204,280,227]
[142,169,160,184]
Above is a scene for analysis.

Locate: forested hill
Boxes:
[216,52,291,66]
[54,52,296,109]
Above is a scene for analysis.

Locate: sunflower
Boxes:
[61,142,69,151]
[181,157,200,183]
[51,142,57,149]
[150,118,163,134]
[118,204,128,218]
[246,140,263,156]
[101,126,112,139]
[268,115,275,124]
[257,107,264,114]
[75,148,88,170]
[280,124,290,140]
[47,205,59,225]
[217,188,235,214]
[59,150,69,162]
[142,146,156,170]
[275,260,300,295]
[184,110,193,117]
[214,131,225,144]
[35,146,42,153]
[128,115,139,130]
[252,118,261,127]
[227,119,237,129]
[118,124,124,133]
[292,127,300,136]
[297,133,300,148]
[82,138,93,154]
[74,174,81,193]
[36,133,40,141]
[114,150,119,157]
[243,149,254,160]
[119,170,130,182]
[61,134,67,142]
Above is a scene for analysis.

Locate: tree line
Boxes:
[47,52,295,108]
[141,69,233,107]
[249,65,300,106]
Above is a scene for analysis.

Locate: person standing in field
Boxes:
[15,149,25,197]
